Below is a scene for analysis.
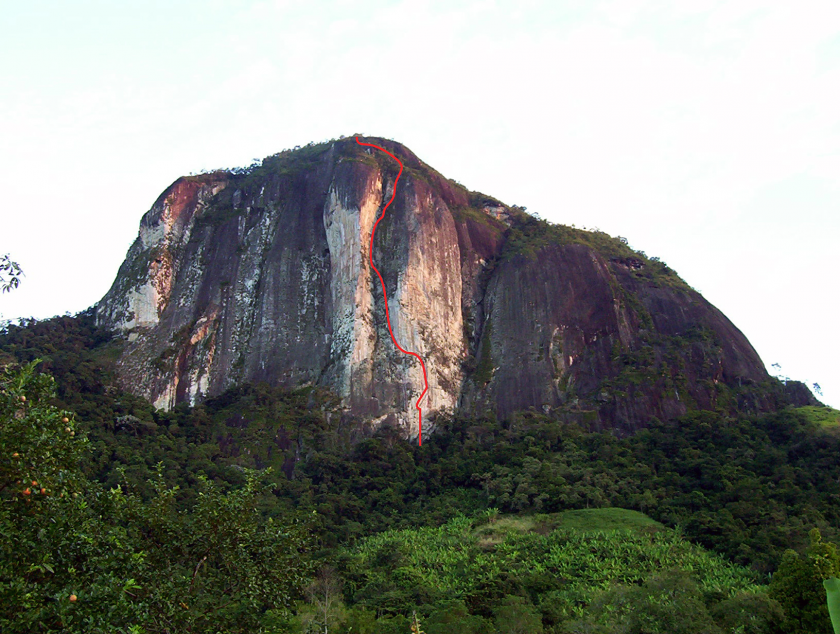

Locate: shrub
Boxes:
[425,599,494,634]
[576,571,723,634]
[494,595,543,634]
[710,591,785,634]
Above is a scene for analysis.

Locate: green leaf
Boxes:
[825,577,840,634]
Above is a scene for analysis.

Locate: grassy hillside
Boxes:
[482,507,664,534]
[344,509,763,614]
[796,405,840,429]
[286,507,790,633]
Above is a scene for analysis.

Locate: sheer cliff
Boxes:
[96,136,788,439]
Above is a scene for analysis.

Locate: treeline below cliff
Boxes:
[2,312,840,633]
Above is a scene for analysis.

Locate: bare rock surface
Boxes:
[97,137,787,438]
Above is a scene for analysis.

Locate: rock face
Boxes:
[97,137,785,438]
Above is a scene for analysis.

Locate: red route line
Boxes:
[356,137,429,446]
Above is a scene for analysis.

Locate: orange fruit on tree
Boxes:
[69,594,77,602]
[22,488,30,496]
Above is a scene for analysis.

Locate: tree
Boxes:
[0,360,84,501]
[571,571,724,634]
[493,595,543,634]
[116,466,316,633]
[710,592,785,634]
[425,600,493,634]
[768,528,839,634]
[340,606,378,634]
[1,361,138,632]
[301,565,345,634]
[0,361,316,633]
[0,255,23,294]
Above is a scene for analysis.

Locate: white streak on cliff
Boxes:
[323,174,382,402]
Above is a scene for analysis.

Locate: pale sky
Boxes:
[1,0,838,408]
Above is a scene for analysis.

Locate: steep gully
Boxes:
[356,137,430,445]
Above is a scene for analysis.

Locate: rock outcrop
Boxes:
[97,137,788,438]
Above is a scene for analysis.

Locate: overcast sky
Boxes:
[1,0,838,408]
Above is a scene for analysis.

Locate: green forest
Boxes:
[2,311,840,633]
